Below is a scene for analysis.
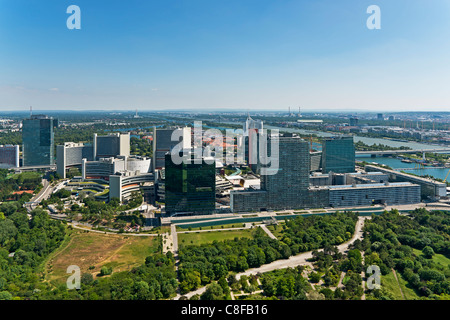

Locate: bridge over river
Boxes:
[356,148,450,156]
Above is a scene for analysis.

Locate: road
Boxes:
[26,178,51,212]
[260,224,277,240]
[173,216,368,299]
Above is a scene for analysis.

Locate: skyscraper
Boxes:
[260,134,311,209]
[22,115,57,166]
[153,127,191,170]
[230,134,327,212]
[93,133,130,160]
[56,142,94,179]
[164,151,215,215]
[243,115,263,172]
[322,136,355,174]
[0,145,20,168]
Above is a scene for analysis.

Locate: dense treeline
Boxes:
[354,141,411,151]
[0,170,42,202]
[0,208,66,299]
[279,211,359,251]
[354,209,450,299]
[178,228,282,294]
[178,212,358,294]
[39,252,178,300]
[0,201,178,300]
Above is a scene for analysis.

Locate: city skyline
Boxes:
[2,1,450,112]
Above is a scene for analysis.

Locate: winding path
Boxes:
[173,216,368,299]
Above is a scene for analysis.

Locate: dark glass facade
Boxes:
[322,136,355,174]
[164,153,215,215]
[261,135,311,209]
[22,116,56,166]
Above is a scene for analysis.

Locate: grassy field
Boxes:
[178,228,254,246]
[380,272,404,299]
[412,248,450,267]
[265,223,285,239]
[176,223,246,231]
[45,230,159,286]
[380,271,419,300]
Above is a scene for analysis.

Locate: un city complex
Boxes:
[1,114,447,219]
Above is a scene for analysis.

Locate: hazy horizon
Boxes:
[2,1,450,112]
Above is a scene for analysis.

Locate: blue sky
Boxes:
[1,0,450,112]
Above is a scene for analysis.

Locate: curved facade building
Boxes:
[109,170,155,203]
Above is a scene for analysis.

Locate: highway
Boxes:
[25,178,52,212]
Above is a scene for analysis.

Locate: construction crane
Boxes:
[445,168,450,182]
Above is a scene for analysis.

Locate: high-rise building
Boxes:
[244,115,263,172]
[164,151,215,215]
[243,114,263,137]
[322,136,355,174]
[0,145,20,169]
[81,155,151,181]
[153,127,191,170]
[56,142,94,179]
[377,113,384,120]
[231,134,329,212]
[350,117,359,126]
[261,135,311,209]
[93,133,130,160]
[109,170,155,203]
[22,115,57,166]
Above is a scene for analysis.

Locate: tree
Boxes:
[0,219,17,246]
[81,273,94,285]
[100,266,112,276]
[200,282,224,300]
[422,246,435,259]
[262,277,276,297]
[0,291,12,300]
[308,291,325,300]
[309,272,321,283]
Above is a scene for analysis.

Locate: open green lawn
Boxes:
[381,272,403,299]
[412,248,450,267]
[178,228,254,246]
[176,223,246,231]
[265,223,285,239]
[380,271,419,300]
[7,171,41,180]
[396,272,419,300]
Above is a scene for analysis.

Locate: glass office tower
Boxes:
[164,152,215,215]
[260,134,311,209]
[22,115,56,166]
[322,136,355,174]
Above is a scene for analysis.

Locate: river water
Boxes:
[356,156,449,181]
[264,125,450,181]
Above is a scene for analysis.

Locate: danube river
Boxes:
[265,125,450,151]
[357,156,449,181]
[264,125,450,182]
